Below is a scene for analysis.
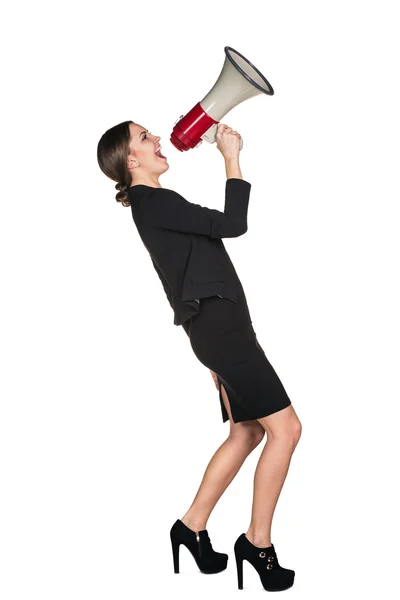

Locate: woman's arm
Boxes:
[224,157,242,180]
[144,177,251,239]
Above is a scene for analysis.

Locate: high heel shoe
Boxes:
[170,519,228,574]
[234,534,295,591]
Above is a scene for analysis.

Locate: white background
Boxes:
[1,1,399,598]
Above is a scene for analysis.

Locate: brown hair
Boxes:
[97,120,134,207]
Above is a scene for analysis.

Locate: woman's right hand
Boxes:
[216,123,242,161]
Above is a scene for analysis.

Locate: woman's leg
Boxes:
[181,383,265,531]
[245,405,302,547]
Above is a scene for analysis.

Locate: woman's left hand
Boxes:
[210,369,219,390]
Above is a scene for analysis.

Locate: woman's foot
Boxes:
[234,534,295,591]
[170,519,228,574]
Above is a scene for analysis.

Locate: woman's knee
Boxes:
[292,418,302,447]
[249,425,267,448]
[269,421,301,450]
[281,416,302,450]
[258,405,302,448]
[228,421,266,448]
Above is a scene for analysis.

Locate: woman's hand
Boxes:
[216,123,242,161]
[210,369,220,390]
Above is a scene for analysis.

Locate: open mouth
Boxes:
[155,146,167,159]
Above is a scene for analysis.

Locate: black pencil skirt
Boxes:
[182,294,292,423]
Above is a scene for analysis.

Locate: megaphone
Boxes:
[170,46,274,152]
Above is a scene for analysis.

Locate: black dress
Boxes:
[128,180,292,424]
[181,285,292,424]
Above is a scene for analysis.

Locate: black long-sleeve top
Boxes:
[128,178,251,329]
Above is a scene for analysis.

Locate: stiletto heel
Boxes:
[234,547,244,589]
[234,534,295,592]
[170,519,228,574]
[171,538,180,573]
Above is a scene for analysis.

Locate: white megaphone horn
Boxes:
[170,46,274,152]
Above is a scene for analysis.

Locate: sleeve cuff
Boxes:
[226,178,251,189]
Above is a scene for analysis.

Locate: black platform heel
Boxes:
[234,534,295,591]
[170,519,228,574]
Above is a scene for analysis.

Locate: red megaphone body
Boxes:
[170,46,274,152]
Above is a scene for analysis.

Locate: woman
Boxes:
[97,120,302,591]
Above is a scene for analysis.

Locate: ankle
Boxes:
[245,530,272,548]
[180,514,208,532]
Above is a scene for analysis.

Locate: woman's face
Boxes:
[127,122,169,180]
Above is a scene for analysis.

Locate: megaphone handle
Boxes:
[201,123,243,150]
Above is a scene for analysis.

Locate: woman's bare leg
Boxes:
[181,383,265,531]
[245,404,302,547]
